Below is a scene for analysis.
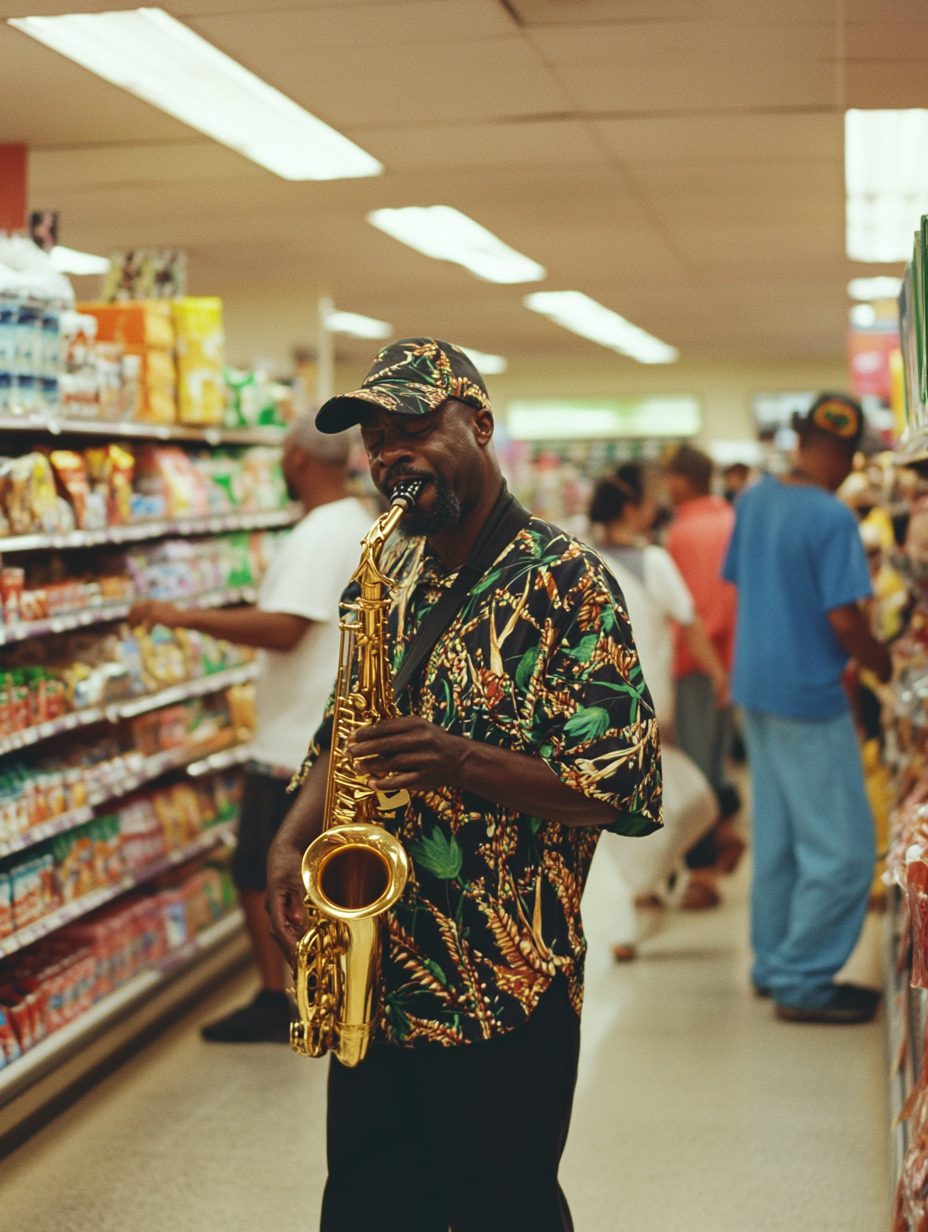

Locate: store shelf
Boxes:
[0,739,251,861]
[887,884,922,1196]
[0,413,285,447]
[0,584,258,647]
[0,506,300,556]
[0,661,257,759]
[0,823,236,961]
[186,743,253,778]
[0,908,244,1108]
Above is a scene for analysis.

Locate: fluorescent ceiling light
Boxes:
[48,245,111,275]
[324,309,391,339]
[849,303,877,328]
[460,347,507,375]
[368,206,545,284]
[8,9,382,182]
[524,291,678,364]
[845,110,928,262]
[847,276,902,300]
[507,398,699,440]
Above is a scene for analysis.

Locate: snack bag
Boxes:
[0,453,61,535]
[86,444,135,527]
[0,873,13,938]
[49,450,90,529]
[169,783,203,845]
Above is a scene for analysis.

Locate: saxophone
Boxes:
[290,478,423,1067]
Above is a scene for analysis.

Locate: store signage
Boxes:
[505,397,701,440]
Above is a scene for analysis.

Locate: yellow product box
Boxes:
[172,297,224,425]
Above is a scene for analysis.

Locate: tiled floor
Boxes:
[0,843,888,1231]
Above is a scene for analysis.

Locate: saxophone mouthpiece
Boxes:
[390,478,425,509]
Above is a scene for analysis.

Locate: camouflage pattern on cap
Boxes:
[317,337,492,433]
[315,337,490,434]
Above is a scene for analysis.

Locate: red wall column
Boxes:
[0,144,27,234]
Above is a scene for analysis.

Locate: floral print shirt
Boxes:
[303,515,662,1046]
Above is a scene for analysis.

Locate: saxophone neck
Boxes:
[352,481,423,595]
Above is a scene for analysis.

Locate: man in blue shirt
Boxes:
[723,393,891,1023]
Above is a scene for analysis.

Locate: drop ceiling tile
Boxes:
[592,113,842,163]
[0,26,199,144]
[527,21,835,67]
[705,0,836,21]
[552,56,835,113]
[631,158,842,198]
[845,22,928,61]
[845,0,928,20]
[30,144,268,191]
[182,20,567,125]
[190,0,511,51]
[361,118,603,168]
[171,0,436,13]
[845,61,928,108]
[506,0,699,27]
[670,220,843,266]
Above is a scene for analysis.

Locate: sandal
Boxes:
[681,881,721,911]
[714,834,746,875]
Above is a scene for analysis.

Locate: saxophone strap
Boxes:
[392,481,532,705]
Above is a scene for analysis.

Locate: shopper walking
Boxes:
[129,413,371,1042]
[664,445,742,908]
[723,393,890,1023]
[592,465,722,959]
[266,339,662,1232]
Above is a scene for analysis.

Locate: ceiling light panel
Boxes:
[845,110,928,263]
[48,246,111,275]
[847,276,903,301]
[367,207,546,284]
[524,291,678,364]
[8,9,383,182]
[324,310,392,339]
[460,347,507,375]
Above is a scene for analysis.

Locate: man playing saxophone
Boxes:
[267,338,662,1232]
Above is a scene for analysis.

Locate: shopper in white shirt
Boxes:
[129,413,371,1040]
[591,465,727,960]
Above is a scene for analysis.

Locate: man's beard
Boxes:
[395,473,461,538]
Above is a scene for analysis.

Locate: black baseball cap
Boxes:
[315,337,490,434]
[791,393,864,450]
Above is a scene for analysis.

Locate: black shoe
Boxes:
[201,990,294,1043]
[717,784,742,820]
[774,983,881,1024]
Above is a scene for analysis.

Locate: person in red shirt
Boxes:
[664,445,743,907]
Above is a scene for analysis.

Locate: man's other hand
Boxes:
[265,840,309,967]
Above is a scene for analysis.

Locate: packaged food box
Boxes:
[172,298,224,426]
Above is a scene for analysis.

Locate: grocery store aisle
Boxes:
[0,841,888,1232]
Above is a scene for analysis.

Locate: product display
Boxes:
[858,270,928,1225]
[0,443,287,542]
[0,681,255,847]
[0,252,288,1101]
[0,853,235,1066]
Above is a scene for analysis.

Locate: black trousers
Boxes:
[321,978,580,1232]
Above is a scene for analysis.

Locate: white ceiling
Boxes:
[0,0,923,365]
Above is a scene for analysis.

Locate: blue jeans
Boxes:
[742,708,875,1009]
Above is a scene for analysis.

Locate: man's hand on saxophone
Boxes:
[348,714,622,827]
